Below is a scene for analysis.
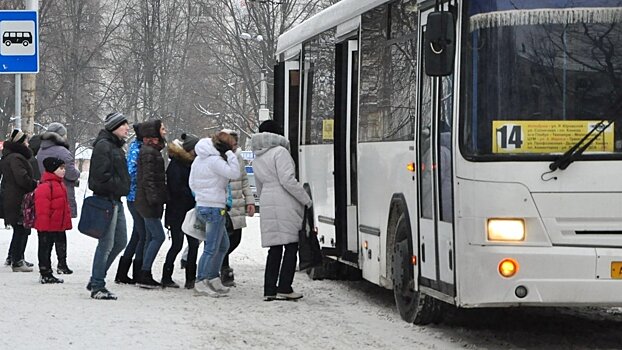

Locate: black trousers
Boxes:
[53,232,68,264]
[222,228,242,268]
[184,234,200,267]
[9,224,30,266]
[38,231,63,273]
[164,225,186,270]
[264,242,298,297]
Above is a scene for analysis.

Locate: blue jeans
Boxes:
[90,201,127,290]
[141,217,165,271]
[122,201,146,261]
[196,207,229,281]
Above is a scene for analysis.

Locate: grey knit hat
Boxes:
[46,122,67,137]
[181,133,200,152]
[104,112,128,132]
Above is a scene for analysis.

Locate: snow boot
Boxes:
[91,288,117,300]
[132,259,142,282]
[40,270,64,284]
[184,262,196,289]
[12,260,33,272]
[114,256,134,284]
[161,265,180,288]
[57,260,73,275]
[221,266,235,287]
[137,270,161,289]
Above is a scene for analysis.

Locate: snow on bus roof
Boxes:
[276,0,390,55]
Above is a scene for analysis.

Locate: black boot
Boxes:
[184,262,196,289]
[40,269,64,284]
[161,265,180,288]
[137,270,161,289]
[221,266,235,287]
[115,256,134,284]
[132,259,142,282]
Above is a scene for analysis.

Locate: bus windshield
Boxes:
[461,0,622,160]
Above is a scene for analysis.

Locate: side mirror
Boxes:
[425,11,456,77]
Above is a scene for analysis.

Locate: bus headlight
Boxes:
[487,219,525,241]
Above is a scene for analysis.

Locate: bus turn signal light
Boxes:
[487,219,525,241]
[407,162,416,172]
[498,258,519,278]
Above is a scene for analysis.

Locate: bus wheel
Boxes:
[4,41,10,46]
[391,213,441,325]
[22,41,28,47]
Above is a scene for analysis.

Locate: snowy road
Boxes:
[1,208,621,349]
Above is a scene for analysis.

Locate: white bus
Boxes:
[271,0,622,324]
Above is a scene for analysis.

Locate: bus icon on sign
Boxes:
[3,31,32,47]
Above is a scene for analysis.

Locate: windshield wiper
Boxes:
[549,120,613,171]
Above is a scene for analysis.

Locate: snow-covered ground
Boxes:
[1,179,621,349]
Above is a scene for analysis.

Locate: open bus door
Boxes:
[416,8,456,299]
[334,38,360,263]
[275,60,301,172]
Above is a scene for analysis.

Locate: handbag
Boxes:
[78,196,114,239]
[182,208,206,241]
[298,207,322,271]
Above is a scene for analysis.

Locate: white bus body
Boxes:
[272,0,622,323]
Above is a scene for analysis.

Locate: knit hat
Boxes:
[104,112,128,132]
[258,120,282,135]
[43,157,65,173]
[47,122,67,137]
[9,129,27,144]
[181,133,200,152]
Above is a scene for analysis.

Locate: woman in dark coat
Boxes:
[135,119,167,288]
[162,133,200,289]
[0,129,38,272]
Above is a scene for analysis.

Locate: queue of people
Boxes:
[0,114,310,302]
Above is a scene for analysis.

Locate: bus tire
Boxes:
[391,212,441,325]
[22,41,28,47]
[4,40,10,47]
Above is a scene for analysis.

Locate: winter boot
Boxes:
[40,270,64,284]
[4,256,11,266]
[12,260,33,272]
[114,256,134,284]
[184,262,197,289]
[24,260,34,267]
[137,270,161,289]
[221,266,235,287]
[161,265,180,288]
[132,259,143,282]
[57,260,74,275]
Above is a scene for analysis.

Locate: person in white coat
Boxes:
[189,132,240,297]
[251,120,311,301]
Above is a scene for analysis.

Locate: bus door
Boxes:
[334,38,360,262]
[417,8,455,297]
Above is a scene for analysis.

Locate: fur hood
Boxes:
[251,132,290,156]
[40,131,69,149]
[2,141,33,159]
[168,139,195,165]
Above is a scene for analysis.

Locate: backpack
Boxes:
[21,190,36,229]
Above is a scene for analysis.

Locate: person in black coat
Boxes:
[0,129,38,272]
[162,133,200,289]
[135,119,168,288]
[87,112,131,300]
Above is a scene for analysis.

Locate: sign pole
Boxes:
[14,73,21,130]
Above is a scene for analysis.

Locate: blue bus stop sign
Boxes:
[0,11,38,74]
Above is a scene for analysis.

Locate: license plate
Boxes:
[611,262,622,279]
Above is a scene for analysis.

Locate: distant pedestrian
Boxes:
[251,120,311,301]
[37,122,80,275]
[114,122,145,285]
[162,133,200,289]
[0,129,38,272]
[87,112,131,300]
[189,132,240,297]
[34,157,72,284]
[220,129,255,287]
[135,119,168,289]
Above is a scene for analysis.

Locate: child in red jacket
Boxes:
[35,157,73,284]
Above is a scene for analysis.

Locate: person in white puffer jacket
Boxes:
[189,132,240,297]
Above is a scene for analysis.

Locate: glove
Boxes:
[215,141,232,159]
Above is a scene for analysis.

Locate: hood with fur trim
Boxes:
[251,132,290,156]
[168,139,195,165]
[40,131,69,150]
